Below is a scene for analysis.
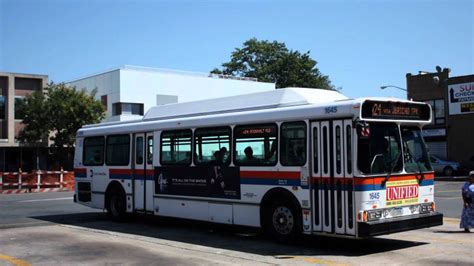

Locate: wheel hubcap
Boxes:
[272,206,294,235]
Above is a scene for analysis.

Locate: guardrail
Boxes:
[0,168,74,194]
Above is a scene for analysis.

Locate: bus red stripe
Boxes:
[74,168,86,174]
[109,169,133,175]
[240,171,300,179]
[134,169,154,175]
[311,174,434,185]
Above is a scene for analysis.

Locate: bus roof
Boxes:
[142,87,349,121]
[79,88,429,135]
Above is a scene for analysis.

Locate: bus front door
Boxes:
[311,119,355,235]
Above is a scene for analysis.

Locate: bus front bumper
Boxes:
[357,212,443,238]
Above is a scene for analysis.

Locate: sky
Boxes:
[0,0,473,100]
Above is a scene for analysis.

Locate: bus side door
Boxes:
[133,132,154,212]
[311,119,355,235]
[133,133,146,211]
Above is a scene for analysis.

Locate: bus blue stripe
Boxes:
[354,179,434,191]
[241,178,300,186]
[110,174,132,180]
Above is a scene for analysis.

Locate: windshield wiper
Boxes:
[404,144,425,184]
[382,151,401,188]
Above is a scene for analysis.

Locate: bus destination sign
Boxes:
[361,100,431,121]
[235,124,277,138]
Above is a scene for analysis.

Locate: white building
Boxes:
[67,65,275,122]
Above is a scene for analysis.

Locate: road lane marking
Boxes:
[293,256,347,265]
[18,197,72,203]
[436,196,462,199]
[0,253,31,266]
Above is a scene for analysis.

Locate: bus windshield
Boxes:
[357,123,402,175]
[401,126,432,173]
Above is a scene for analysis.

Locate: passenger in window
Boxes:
[213,150,224,165]
[93,150,101,164]
[220,147,229,164]
[243,146,257,163]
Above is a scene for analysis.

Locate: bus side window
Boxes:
[234,123,277,166]
[160,130,192,165]
[194,127,231,165]
[147,136,153,165]
[280,121,307,166]
[83,136,105,166]
[106,134,130,166]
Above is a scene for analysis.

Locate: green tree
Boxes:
[212,38,335,90]
[18,83,106,167]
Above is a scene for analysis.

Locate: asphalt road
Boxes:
[0,181,472,265]
[434,180,466,219]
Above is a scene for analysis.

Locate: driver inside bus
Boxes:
[371,137,391,173]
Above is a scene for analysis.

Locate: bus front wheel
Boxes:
[106,186,127,222]
[263,199,301,243]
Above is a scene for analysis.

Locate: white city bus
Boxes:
[74,88,443,241]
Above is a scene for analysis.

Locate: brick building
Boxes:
[406,68,474,171]
[0,72,49,172]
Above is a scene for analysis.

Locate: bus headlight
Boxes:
[420,203,433,214]
[409,205,419,214]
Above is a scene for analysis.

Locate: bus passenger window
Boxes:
[280,122,307,166]
[160,130,192,165]
[234,124,277,166]
[147,136,153,164]
[106,135,130,166]
[194,127,231,165]
[83,136,104,166]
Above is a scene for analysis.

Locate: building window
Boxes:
[234,124,277,166]
[112,102,144,116]
[14,97,25,120]
[425,99,445,125]
[0,95,5,120]
[101,95,108,109]
[14,77,41,91]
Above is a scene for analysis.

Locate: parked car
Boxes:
[430,155,461,176]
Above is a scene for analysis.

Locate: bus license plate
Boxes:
[391,207,403,217]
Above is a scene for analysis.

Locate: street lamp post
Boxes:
[380,85,407,91]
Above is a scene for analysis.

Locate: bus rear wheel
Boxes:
[263,199,301,243]
[106,186,127,222]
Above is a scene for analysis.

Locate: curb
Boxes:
[0,188,72,194]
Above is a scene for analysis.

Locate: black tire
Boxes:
[106,186,127,222]
[263,199,302,243]
[443,166,454,176]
